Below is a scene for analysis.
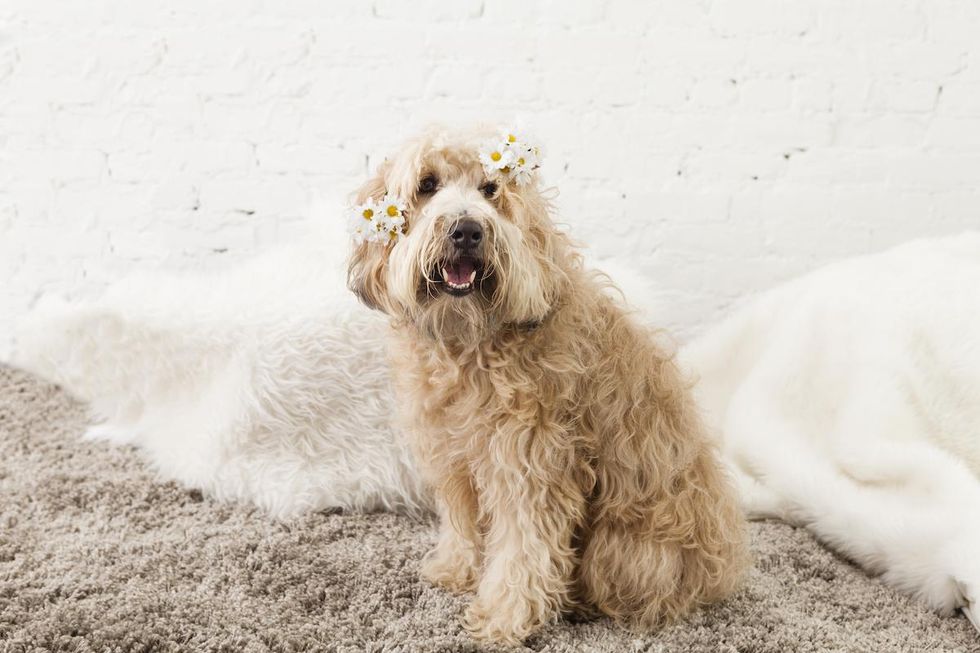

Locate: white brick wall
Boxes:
[2,0,980,357]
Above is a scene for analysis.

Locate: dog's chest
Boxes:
[397,338,566,439]
[422,355,509,421]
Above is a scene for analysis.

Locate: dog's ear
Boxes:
[347,170,390,312]
[494,185,572,326]
[348,242,388,311]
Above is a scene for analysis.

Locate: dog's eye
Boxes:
[480,181,498,199]
[418,175,439,195]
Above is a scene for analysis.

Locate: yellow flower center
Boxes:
[507,134,516,143]
[517,157,525,166]
[490,151,502,162]
[501,166,511,174]
[362,208,374,220]
[386,205,399,217]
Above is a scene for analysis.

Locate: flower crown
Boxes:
[348,127,542,245]
[478,129,542,186]
[347,194,406,246]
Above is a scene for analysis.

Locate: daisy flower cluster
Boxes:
[347,194,407,245]
[478,128,542,186]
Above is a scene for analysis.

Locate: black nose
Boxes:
[449,219,483,250]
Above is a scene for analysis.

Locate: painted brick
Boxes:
[2,0,980,358]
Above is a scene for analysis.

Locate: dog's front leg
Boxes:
[463,433,584,645]
[421,468,482,594]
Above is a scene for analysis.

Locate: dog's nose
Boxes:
[449,219,483,250]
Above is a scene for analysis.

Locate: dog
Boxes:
[347,125,748,644]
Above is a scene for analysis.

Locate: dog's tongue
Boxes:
[445,259,476,285]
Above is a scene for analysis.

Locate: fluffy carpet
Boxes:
[1,366,976,653]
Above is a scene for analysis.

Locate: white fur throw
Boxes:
[12,247,429,518]
[681,232,980,629]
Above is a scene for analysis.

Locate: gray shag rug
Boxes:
[1,365,977,653]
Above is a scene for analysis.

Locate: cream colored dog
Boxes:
[347,126,747,644]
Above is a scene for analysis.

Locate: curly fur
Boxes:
[348,126,748,644]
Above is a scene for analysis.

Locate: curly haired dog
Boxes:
[347,126,748,644]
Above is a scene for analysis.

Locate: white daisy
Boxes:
[348,200,380,244]
[385,221,405,244]
[499,127,529,148]
[370,213,398,244]
[379,194,406,222]
[378,194,407,233]
[478,140,516,177]
[379,193,409,243]
[348,193,409,245]
[503,126,543,158]
[478,126,543,185]
[510,145,538,186]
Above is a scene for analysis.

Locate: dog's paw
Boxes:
[420,544,479,594]
[462,598,533,647]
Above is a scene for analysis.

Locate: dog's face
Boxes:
[348,127,570,342]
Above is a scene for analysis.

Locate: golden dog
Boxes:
[347,126,747,645]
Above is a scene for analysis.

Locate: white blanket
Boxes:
[681,232,980,628]
[10,232,980,629]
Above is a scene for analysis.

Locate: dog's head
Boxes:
[347,126,572,342]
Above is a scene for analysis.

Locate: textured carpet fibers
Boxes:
[0,365,977,653]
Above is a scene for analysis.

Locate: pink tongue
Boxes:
[446,259,475,285]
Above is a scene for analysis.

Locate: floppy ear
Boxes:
[493,183,573,325]
[348,242,388,311]
[346,169,390,312]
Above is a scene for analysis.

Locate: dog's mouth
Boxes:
[433,257,485,297]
